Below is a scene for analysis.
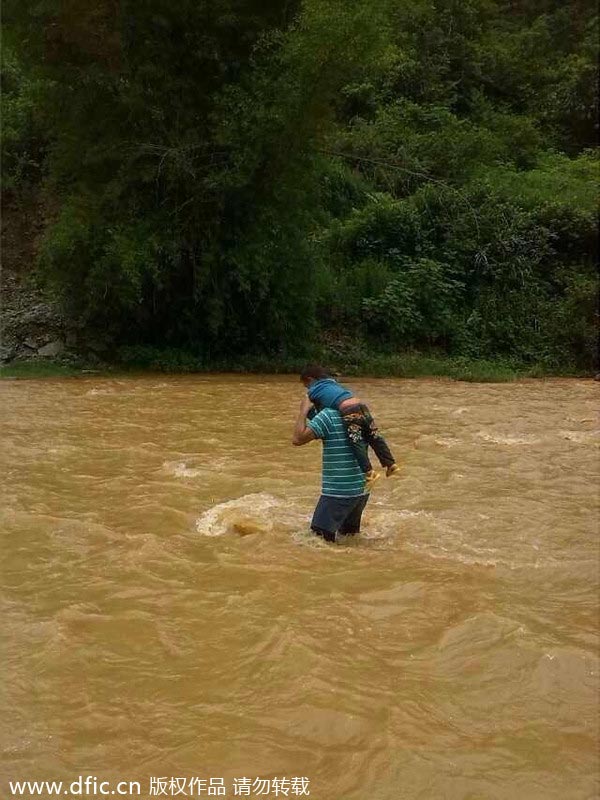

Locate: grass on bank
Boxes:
[113,345,588,381]
[0,350,590,381]
[0,360,99,379]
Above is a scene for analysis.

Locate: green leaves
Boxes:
[1,45,49,189]
[4,0,597,369]
[363,257,464,344]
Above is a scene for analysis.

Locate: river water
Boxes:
[1,376,598,800]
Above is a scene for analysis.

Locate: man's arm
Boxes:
[292,396,317,446]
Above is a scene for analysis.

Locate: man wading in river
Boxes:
[292,395,369,543]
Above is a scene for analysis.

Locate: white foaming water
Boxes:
[476,431,541,445]
[195,492,292,537]
[86,388,116,396]
[434,436,461,447]
[162,460,204,478]
[196,493,399,546]
[559,429,600,444]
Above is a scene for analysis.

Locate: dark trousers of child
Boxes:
[340,403,395,473]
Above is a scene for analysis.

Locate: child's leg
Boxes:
[341,412,373,473]
[360,407,396,468]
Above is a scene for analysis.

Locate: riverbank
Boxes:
[0,353,593,382]
[2,197,596,385]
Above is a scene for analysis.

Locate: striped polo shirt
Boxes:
[307,408,366,497]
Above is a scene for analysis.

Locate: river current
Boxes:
[1,375,598,800]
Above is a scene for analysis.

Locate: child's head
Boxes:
[300,364,331,388]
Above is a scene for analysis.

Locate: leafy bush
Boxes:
[1,45,48,189]
[4,0,598,372]
[38,201,161,331]
[363,258,463,345]
[319,160,598,368]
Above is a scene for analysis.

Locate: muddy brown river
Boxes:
[1,376,598,800]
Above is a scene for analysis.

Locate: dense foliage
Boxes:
[2,0,598,368]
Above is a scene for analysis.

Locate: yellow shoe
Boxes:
[386,463,401,477]
[365,470,380,491]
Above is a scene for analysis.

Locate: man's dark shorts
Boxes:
[311,494,369,543]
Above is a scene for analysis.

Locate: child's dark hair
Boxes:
[300,364,331,381]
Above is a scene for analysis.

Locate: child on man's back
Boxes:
[300,364,400,488]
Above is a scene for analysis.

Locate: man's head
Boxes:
[300,364,331,388]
